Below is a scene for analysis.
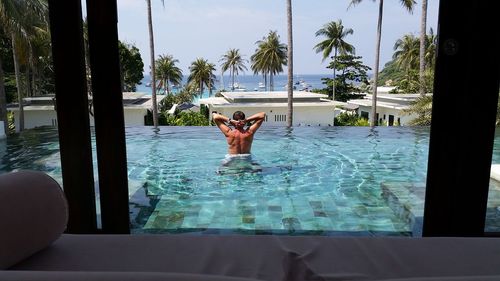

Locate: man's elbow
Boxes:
[259,112,266,119]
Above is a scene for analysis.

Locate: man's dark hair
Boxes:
[233,111,245,121]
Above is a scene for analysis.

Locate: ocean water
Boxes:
[135,74,330,99]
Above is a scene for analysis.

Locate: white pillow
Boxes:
[0,171,68,269]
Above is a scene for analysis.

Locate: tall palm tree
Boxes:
[220,48,247,91]
[349,0,416,126]
[0,0,47,133]
[146,0,164,128]
[187,58,216,98]
[286,0,293,127]
[314,20,355,107]
[155,54,182,95]
[419,0,428,96]
[250,31,287,91]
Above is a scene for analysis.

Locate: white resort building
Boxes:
[8,92,163,132]
[200,91,343,126]
[345,87,428,126]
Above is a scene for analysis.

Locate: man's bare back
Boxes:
[212,111,266,155]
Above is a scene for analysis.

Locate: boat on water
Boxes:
[232,82,246,92]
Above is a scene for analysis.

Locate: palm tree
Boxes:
[220,49,247,91]
[0,0,48,133]
[146,0,164,128]
[392,31,436,93]
[314,20,355,108]
[425,28,437,71]
[402,94,432,125]
[187,58,216,98]
[155,54,182,95]
[250,31,287,91]
[349,0,416,126]
[393,34,419,73]
[286,0,293,127]
[419,0,428,96]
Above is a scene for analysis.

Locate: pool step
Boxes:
[381,182,425,237]
[382,180,500,235]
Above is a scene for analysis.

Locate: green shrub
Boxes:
[334,112,369,126]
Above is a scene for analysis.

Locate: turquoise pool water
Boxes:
[2,126,499,235]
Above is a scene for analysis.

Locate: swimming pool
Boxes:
[2,126,499,235]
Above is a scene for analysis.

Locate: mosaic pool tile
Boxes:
[268,205,282,212]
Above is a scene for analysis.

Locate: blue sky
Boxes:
[112,0,439,75]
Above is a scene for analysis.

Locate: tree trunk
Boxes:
[0,57,8,135]
[332,48,337,101]
[370,0,384,127]
[199,80,203,99]
[26,67,31,103]
[332,48,338,126]
[419,0,428,96]
[286,0,293,127]
[146,0,158,128]
[231,69,234,90]
[31,66,36,97]
[166,77,170,95]
[12,37,24,132]
[209,77,212,97]
[264,73,267,91]
[270,73,274,91]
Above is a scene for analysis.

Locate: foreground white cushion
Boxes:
[0,171,67,269]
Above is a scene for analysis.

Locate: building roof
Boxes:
[220,91,328,103]
[346,93,432,111]
[199,91,339,108]
[347,99,408,110]
[206,101,341,108]
[8,92,164,111]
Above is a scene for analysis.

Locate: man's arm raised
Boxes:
[245,112,266,134]
[212,112,232,136]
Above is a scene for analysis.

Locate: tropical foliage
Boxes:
[250,31,287,91]
[314,55,370,102]
[0,0,49,132]
[334,112,370,126]
[314,19,355,102]
[220,48,247,90]
[118,41,144,92]
[158,85,197,113]
[163,111,209,126]
[402,94,432,125]
[389,30,436,93]
[187,58,216,98]
[314,20,355,62]
[155,54,182,95]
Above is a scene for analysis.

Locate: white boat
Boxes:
[258,82,266,89]
[232,82,246,91]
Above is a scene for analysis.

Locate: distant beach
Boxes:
[135,74,330,101]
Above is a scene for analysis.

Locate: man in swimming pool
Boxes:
[212,111,266,155]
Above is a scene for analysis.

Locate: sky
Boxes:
[111,0,440,75]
